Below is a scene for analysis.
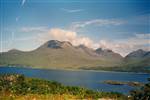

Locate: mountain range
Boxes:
[0,40,150,73]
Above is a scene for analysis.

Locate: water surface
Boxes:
[0,66,149,94]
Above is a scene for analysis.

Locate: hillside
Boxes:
[0,40,150,72]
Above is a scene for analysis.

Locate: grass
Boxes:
[0,94,81,100]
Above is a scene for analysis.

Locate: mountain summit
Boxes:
[95,48,123,60]
[125,49,150,59]
[39,40,73,49]
[47,40,63,49]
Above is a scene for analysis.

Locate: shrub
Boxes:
[130,78,150,100]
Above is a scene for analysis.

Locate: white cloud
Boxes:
[31,28,150,56]
[98,33,150,56]
[61,8,84,13]
[70,19,125,31]
[45,28,96,48]
[21,0,26,6]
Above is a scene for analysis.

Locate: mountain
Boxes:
[92,49,150,73]
[0,40,123,69]
[38,40,73,49]
[76,44,98,57]
[118,49,150,73]
[95,48,123,61]
[125,49,150,59]
[0,40,149,73]
[124,49,150,65]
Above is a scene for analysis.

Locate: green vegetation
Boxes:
[0,74,127,100]
[82,65,150,73]
[103,80,144,87]
[129,78,150,100]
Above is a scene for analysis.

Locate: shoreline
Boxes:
[0,65,149,74]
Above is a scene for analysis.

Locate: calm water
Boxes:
[0,66,150,94]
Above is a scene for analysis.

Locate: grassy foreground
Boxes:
[0,74,127,100]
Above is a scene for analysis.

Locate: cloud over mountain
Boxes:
[37,28,149,56]
[2,26,149,57]
[98,34,150,56]
[47,28,97,49]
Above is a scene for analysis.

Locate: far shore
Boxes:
[103,80,144,87]
[0,65,149,74]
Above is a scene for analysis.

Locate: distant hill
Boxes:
[125,49,150,60]
[0,40,150,73]
[120,49,150,72]
[124,49,150,66]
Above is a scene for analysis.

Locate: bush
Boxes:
[130,78,150,100]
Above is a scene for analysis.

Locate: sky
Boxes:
[0,0,150,56]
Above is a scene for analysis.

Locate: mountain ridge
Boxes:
[0,40,149,73]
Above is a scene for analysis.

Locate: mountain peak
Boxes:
[47,40,60,43]
[125,49,150,58]
[8,49,21,53]
[77,44,89,49]
[135,49,145,52]
[95,48,103,53]
[95,48,123,59]
[61,41,73,47]
[40,40,73,49]
[95,48,113,54]
[47,40,62,49]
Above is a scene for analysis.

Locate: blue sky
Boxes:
[0,0,150,56]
